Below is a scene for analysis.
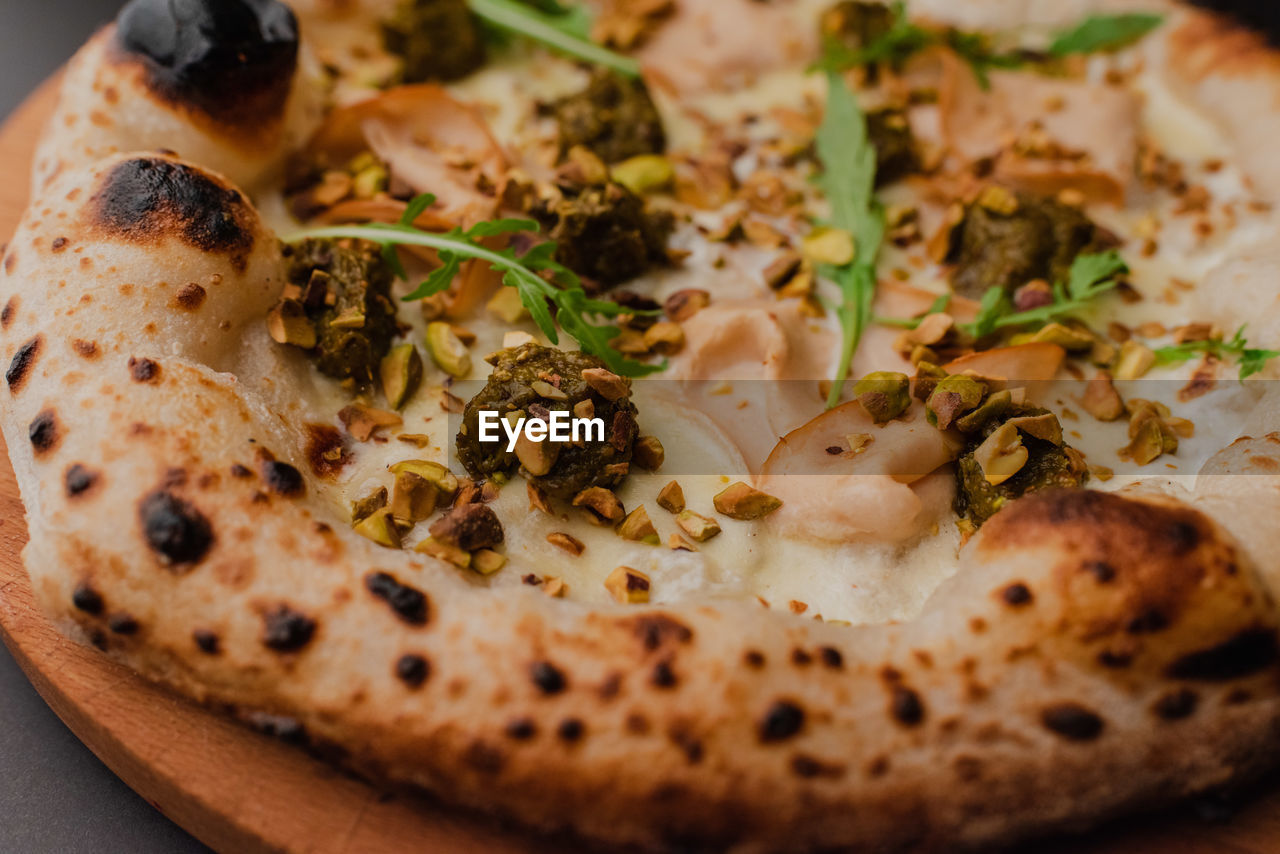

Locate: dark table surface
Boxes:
[0,5,208,852]
[1,1,1277,853]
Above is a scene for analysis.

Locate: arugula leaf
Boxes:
[468,0,640,77]
[1154,326,1280,380]
[288,196,662,378]
[1048,13,1164,57]
[814,70,884,409]
[958,250,1128,337]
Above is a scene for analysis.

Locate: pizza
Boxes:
[5,0,1280,849]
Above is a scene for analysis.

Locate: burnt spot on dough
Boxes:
[890,686,926,727]
[108,613,139,635]
[65,464,99,497]
[88,158,254,269]
[1,296,16,328]
[1083,560,1116,583]
[246,712,307,745]
[759,700,805,742]
[395,654,430,688]
[791,648,813,667]
[28,410,60,456]
[114,0,299,140]
[3,253,15,275]
[668,726,702,763]
[51,237,69,252]
[261,604,316,652]
[1041,702,1105,741]
[193,629,221,654]
[230,463,253,479]
[505,718,537,740]
[304,424,350,480]
[1166,628,1278,682]
[72,339,99,359]
[626,613,694,651]
[260,460,304,498]
[651,659,677,688]
[819,647,844,669]
[1126,608,1169,634]
[364,572,428,626]
[128,356,160,383]
[463,741,505,775]
[1153,688,1198,721]
[744,650,766,669]
[173,282,207,311]
[791,755,845,779]
[72,582,104,616]
[6,335,42,393]
[1001,582,1033,607]
[557,719,585,743]
[139,489,214,566]
[531,661,566,695]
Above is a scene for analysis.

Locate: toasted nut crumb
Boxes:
[1081,371,1126,421]
[547,532,585,556]
[973,422,1028,485]
[605,566,651,604]
[1088,464,1114,481]
[664,289,711,322]
[390,471,438,525]
[643,321,685,356]
[676,509,721,542]
[351,487,388,525]
[487,287,528,323]
[390,460,459,500]
[573,486,625,524]
[472,549,507,575]
[656,480,685,513]
[1114,340,1156,380]
[415,537,471,569]
[581,367,630,401]
[543,576,567,597]
[527,480,553,513]
[573,398,595,420]
[801,227,855,266]
[515,430,561,477]
[380,343,424,410]
[763,252,804,290]
[617,506,660,545]
[354,508,402,549]
[502,330,537,349]
[428,503,504,551]
[268,299,316,348]
[927,375,987,430]
[340,404,403,442]
[612,154,674,194]
[669,533,697,551]
[426,322,472,378]
[633,435,665,470]
[714,482,782,520]
[853,372,910,423]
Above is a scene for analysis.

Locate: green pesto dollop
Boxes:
[457,344,639,499]
[382,0,486,83]
[954,403,1088,526]
[282,238,398,383]
[867,107,920,186]
[550,69,667,164]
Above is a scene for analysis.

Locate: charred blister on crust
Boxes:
[28,410,60,457]
[113,0,299,140]
[505,718,537,741]
[1165,628,1278,682]
[139,489,214,566]
[557,719,585,743]
[71,582,104,616]
[172,282,207,311]
[1153,688,1199,721]
[261,604,316,652]
[1,296,17,328]
[395,653,430,688]
[304,424,350,480]
[71,339,99,359]
[1001,582,1034,607]
[246,711,307,745]
[128,356,161,383]
[260,459,304,498]
[531,661,566,695]
[65,464,99,497]
[88,158,255,268]
[108,613,140,635]
[193,629,221,655]
[889,686,926,727]
[791,755,845,780]
[7,335,42,393]
[1040,702,1105,741]
[759,700,805,743]
[364,572,429,626]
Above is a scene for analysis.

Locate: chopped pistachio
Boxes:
[390,471,438,525]
[472,549,507,576]
[267,299,317,349]
[389,460,459,500]
[1015,322,1094,351]
[633,435,665,471]
[605,566,651,604]
[1114,340,1156,380]
[977,184,1019,215]
[954,389,1012,433]
[972,422,1029,485]
[801,226,856,266]
[581,367,630,401]
[763,252,804,290]
[502,330,537,349]
[926,375,987,429]
[547,531,585,556]
[617,506,660,545]
[425,321,472,378]
[354,507,402,549]
[911,313,954,348]
[664,289,711,322]
[351,486,388,525]
[643,321,685,356]
[573,398,595,420]
[515,431,560,476]
[656,480,685,513]
[379,343,424,410]
[714,482,782,520]
[329,307,367,330]
[414,537,471,569]
[611,154,674,195]
[1081,371,1126,421]
[845,433,873,455]
[573,486,625,525]
[530,379,569,400]
[339,404,403,442]
[676,509,721,542]
[669,533,697,551]
[1006,412,1063,445]
[352,162,388,199]
[543,576,567,597]
[1121,400,1178,464]
[853,371,911,423]
[487,287,529,323]
[912,361,948,402]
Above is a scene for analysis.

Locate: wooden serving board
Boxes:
[1,78,1278,854]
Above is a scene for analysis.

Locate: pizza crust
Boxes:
[6,1,1280,851]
